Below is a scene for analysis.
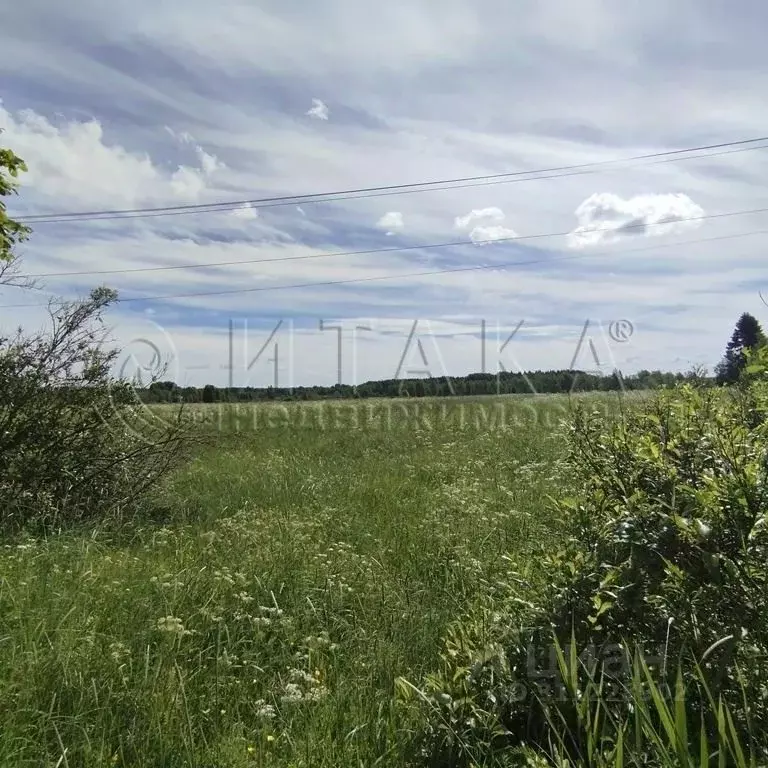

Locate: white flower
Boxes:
[109,642,131,663]
[254,699,276,719]
[304,685,329,701]
[155,615,191,635]
[288,668,316,685]
[280,683,304,703]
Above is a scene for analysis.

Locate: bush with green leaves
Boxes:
[405,378,768,766]
[0,287,191,532]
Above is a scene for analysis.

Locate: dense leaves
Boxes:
[0,288,192,531]
[0,140,31,266]
[0,135,33,291]
[409,378,768,766]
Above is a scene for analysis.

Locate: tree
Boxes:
[202,384,216,403]
[0,132,33,288]
[715,312,767,384]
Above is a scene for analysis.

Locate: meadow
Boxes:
[0,393,629,767]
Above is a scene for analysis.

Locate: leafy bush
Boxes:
[400,633,759,767]
[0,287,191,532]
[406,379,768,766]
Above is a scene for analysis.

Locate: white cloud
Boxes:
[454,207,516,244]
[468,224,518,245]
[230,202,259,220]
[376,211,404,235]
[5,1,768,384]
[166,127,224,175]
[1,103,222,208]
[454,207,505,230]
[165,126,194,144]
[568,192,706,248]
[195,145,224,175]
[168,165,206,199]
[306,98,329,121]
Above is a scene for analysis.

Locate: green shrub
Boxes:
[0,287,191,532]
[400,633,760,767]
[407,380,768,766]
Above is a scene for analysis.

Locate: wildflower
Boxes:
[288,668,315,685]
[254,699,276,719]
[304,685,329,701]
[214,569,235,585]
[155,616,190,635]
[109,642,131,663]
[303,633,330,649]
[280,682,304,703]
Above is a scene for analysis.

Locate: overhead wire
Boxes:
[4,133,768,310]
[13,135,768,225]
[4,209,768,308]
[15,204,768,279]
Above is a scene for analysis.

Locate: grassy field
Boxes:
[0,393,628,767]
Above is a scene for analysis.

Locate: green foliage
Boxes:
[530,641,759,767]
[0,287,192,532]
[202,382,217,403]
[138,369,691,405]
[715,313,767,385]
[401,632,759,767]
[410,379,768,765]
[547,384,768,658]
[0,136,32,265]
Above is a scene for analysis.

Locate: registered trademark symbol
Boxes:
[609,319,634,343]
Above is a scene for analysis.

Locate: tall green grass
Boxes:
[399,634,761,767]
[536,636,760,767]
[0,394,612,767]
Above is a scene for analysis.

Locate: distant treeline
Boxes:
[137,369,704,403]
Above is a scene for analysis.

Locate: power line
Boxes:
[17,142,768,224]
[5,212,768,309]
[17,204,768,279]
[119,226,768,303]
[14,135,768,225]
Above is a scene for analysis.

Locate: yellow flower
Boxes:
[246,745,255,754]
[266,735,275,743]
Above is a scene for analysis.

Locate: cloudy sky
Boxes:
[2,0,768,388]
